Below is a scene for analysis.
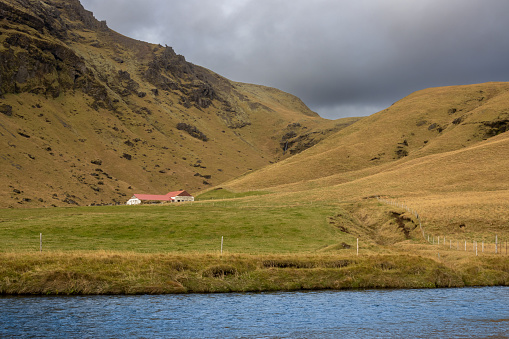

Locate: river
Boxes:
[1,287,508,338]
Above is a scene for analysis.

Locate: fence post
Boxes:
[40,233,42,253]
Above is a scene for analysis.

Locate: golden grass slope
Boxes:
[225,82,509,192]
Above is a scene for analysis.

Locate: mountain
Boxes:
[0,0,355,208]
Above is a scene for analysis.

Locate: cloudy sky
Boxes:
[80,0,509,119]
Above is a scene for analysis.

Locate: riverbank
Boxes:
[1,252,508,295]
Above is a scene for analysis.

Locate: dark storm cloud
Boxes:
[81,0,509,119]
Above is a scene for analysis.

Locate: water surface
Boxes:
[1,287,508,338]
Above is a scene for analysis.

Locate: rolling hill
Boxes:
[224,82,509,193]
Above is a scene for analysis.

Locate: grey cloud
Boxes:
[81,0,509,119]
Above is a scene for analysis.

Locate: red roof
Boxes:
[133,194,172,201]
[133,190,192,201]
[168,190,192,197]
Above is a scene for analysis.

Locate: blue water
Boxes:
[1,287,508,338]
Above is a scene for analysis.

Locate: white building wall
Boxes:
[173,196,194,202]
[126,197,142,205]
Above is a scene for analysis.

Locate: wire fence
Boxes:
[145,196,508,256]
[377,196,507,256]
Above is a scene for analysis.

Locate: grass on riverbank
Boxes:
[3,251,507,295]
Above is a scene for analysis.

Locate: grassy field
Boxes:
[1,191,508,294]
[0,198,356,254]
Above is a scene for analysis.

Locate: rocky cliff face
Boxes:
[0,0,112,102]
[0,0,345,208]
[0,0,106,33]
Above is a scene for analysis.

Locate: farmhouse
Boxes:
[126,190,194,205]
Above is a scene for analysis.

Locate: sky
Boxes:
[80,0,509,119]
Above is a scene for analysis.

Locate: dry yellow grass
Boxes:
[3,250,507,294]
[225,82,509,192]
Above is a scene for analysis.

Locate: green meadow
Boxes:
[0,199,355,254]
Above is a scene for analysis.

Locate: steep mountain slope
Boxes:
[225,82,509,192]
[0,0,353,208]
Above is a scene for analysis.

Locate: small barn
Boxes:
[126,190,194,205]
